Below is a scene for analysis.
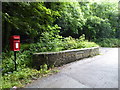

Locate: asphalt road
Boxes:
[26,48,118,88]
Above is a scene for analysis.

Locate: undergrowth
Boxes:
[2,34,99,89]
[1,65,59,89]
[94,38,120,47]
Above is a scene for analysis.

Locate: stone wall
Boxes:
[32,47,99,68]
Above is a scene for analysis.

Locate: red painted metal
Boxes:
[10,35,20,51]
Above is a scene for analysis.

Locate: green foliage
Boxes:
[89,2,118,38]
[2,2,61,49]
[77,35,99,48]
[57,2,86,37]
[2,66,57,89]
[94,38,120,47]
[2,2,60,36]
[62,34,99,50]
[28,34,99,53]
[2,68,37,88]
[2,2,119,88]
[2,50,32,74]
[45,2,118,40]
[63,36,78,50]
[83,16,112,40]
[3,34,99,76]
[78,2,118,40]
[2,68,41,88]
[29,26,64,52]
[2,2,119,49]
[40,64,49,74]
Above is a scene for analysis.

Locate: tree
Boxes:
[2,2,60,50]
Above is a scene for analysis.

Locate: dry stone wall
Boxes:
[32,47,99,68]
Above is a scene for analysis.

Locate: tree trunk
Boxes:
[2,20,12,51]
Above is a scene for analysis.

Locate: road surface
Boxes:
[26,48,118,88]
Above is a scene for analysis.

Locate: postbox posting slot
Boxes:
[13,41,20,42]
[14,38,19,40]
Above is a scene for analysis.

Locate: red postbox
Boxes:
[10,35,20,51]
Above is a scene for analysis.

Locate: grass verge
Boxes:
[1,65,59,89]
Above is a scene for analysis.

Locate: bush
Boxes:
[63,36,78,50]
[2,68,43,88]
[2,50,32,74]
[94,38,120,47]
[75,34,99,49]
[28,34,99,52]
[2,65,58,89]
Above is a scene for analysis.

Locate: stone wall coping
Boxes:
[33,47,99,55]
